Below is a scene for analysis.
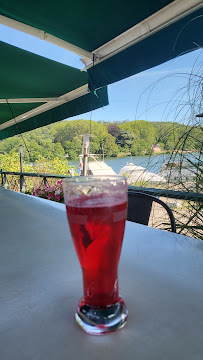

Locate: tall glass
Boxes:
[63,175,128,335]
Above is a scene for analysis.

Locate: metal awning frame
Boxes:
[0,84,89,131]
[0,98,64,103]
[0,14,93,60]
[82,0,203,69]
[0,0,202,135]
[0,0,202,70]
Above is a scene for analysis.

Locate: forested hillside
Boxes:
[0,119,201,161]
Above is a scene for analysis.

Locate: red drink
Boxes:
[64,176,128,334]
[66,195,127,307]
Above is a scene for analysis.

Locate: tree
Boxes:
[0,136,21,154]
[50,119,108,147]
[0,119,200,162]
[102,134,119,157]
[64,136,82,159]
[116,130,136,150]
[107,123,121,138]
[53,143,65,159]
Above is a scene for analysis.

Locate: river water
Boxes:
[68,152,201,175]
[69,154,170,175]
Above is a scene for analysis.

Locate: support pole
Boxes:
[83,147,88,176]
[81,134,91,176]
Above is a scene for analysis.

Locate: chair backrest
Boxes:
[127,190,176,233]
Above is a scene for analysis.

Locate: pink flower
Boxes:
[31,181,64,202]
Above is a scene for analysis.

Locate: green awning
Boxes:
[0,1,202,139]
[0,1,202,82]
[88,8,203,89]
[0,41,108,140]
[0,1,176,51]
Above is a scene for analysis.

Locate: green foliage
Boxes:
[0,153,74,192]
[50,119,108,147]
[107,123,121,138]
[116,130,136,149]
[102,134,120,157]
[64,138,81,159]
[0,153,33,173]
[0,119,201,162]
[152,122,202,151]
[118,120,156,154]
[0,136,21,154]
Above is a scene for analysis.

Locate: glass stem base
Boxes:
[75,297,128,335]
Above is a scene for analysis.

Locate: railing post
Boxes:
[4,174,8,189]
[0,169,3,187]
[20,174,26,193]
[43,177,48,186]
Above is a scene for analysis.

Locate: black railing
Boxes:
[128,186,203,203]
[1,169,203,203]
[0,170,71,192]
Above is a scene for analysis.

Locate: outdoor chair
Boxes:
[127,190,176,233]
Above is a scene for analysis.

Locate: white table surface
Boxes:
[0,188,203,360]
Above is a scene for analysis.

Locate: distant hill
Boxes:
[0,119,201,162]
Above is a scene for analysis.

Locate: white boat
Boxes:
[120,162,146,173]
[120,161,166,185]
[159,161,200,182]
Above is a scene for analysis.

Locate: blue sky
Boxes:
[1,23,202,123]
